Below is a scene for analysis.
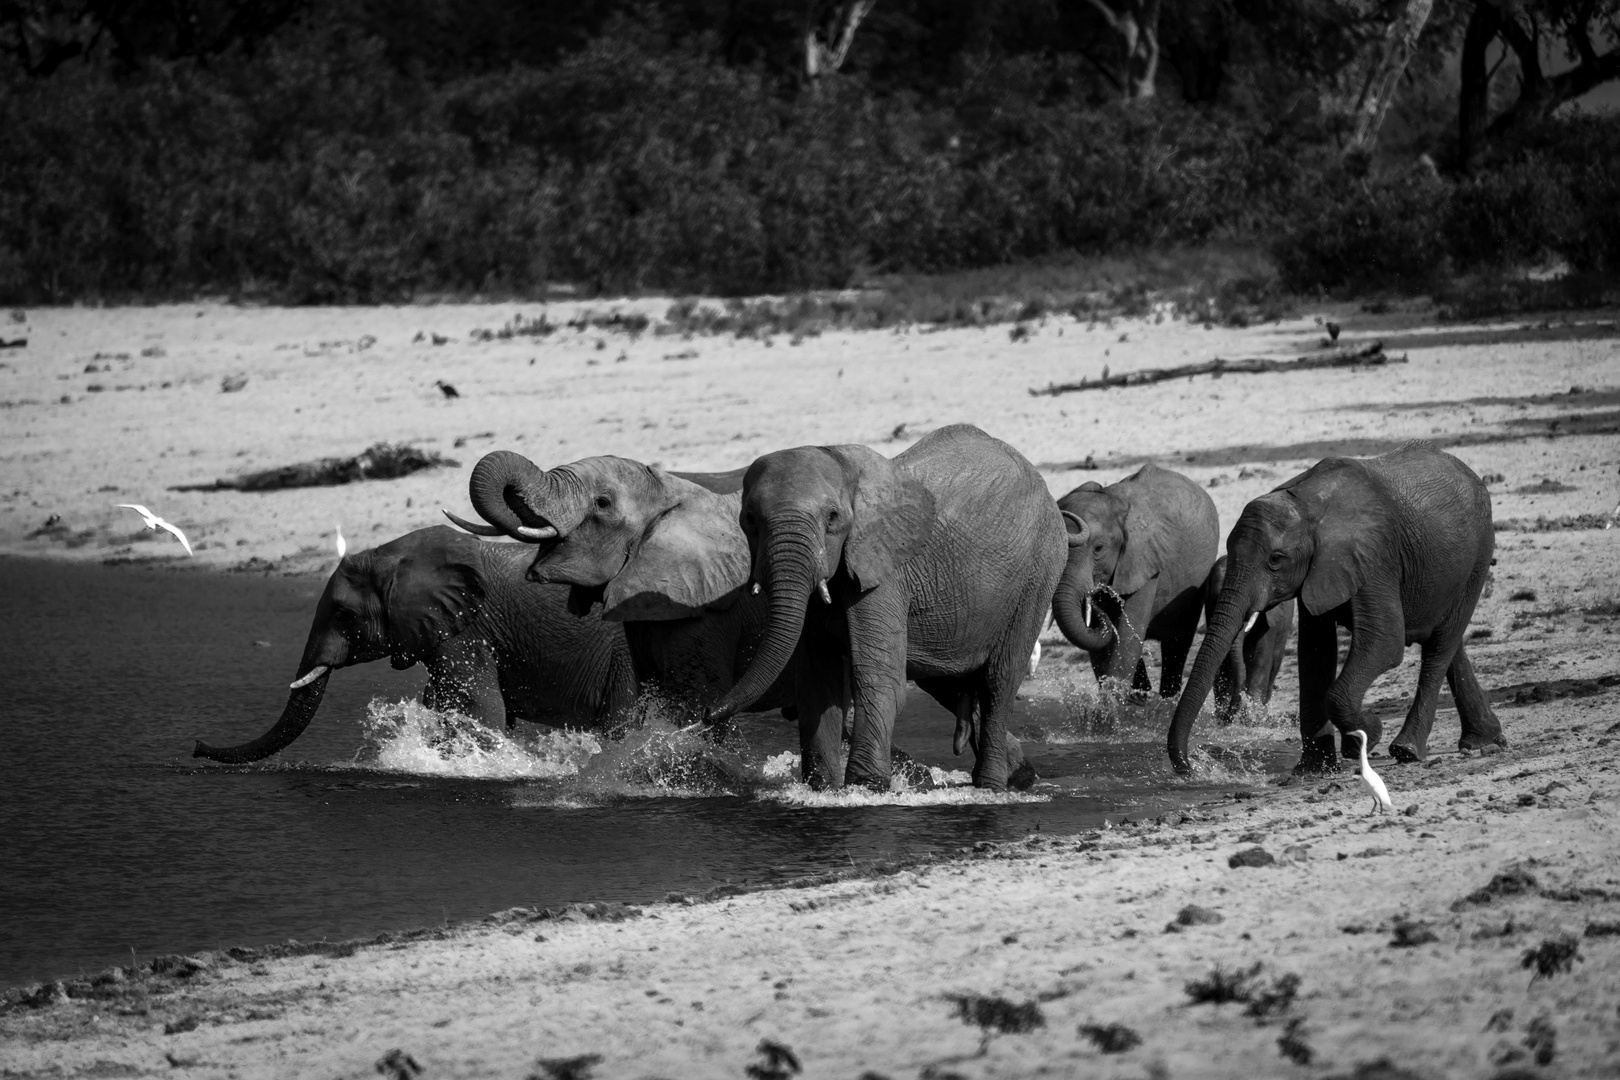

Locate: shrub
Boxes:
[1272,169,1449,292]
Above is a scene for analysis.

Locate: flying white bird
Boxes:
[116,504,193,556]
[1350,729,1392,814]
[335,524,347,560]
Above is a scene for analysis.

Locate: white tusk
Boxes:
[751,582,761,596]
[288,665,330,689]
[515,524,559,542]
[818,580,832,605]
[334,524,346,561]
[1083,598,1092,626]
[1242,611,1259,634]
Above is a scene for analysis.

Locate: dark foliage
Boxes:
[949,994,1046,1035]
[1184,962,1264,1004]
[1277,1017,1314,1064]
[745,1039,802,1080]
[1520,935,1582,982]
[1078,1022,1142,1053]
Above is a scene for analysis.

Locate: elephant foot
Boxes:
[1294,739,1343,776]
[1007,760,1038,792]
[1458,730,1508,752]
[843,767,892,792]
[1387,740,1427,764]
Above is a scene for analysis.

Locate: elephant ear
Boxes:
[601,484,750,621]
[380,548,486,663]
[1112,495,1167,596]
[1295,462,1394,616]
[831,444,937,590]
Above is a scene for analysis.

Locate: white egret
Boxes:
[115,504,193,556]
[1350,729,1392,814]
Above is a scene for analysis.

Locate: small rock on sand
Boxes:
[1229,847,1275,869]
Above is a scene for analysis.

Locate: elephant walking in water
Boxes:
[453,457,795,720]
[1170,441,1505,775]
[193,526,636,764]
[702,425,1065,792]
[1205,554,1295,722]
[1051,464,1219,698]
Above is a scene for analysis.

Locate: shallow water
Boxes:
[0,557,1296,988]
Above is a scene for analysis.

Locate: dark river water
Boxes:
[0,557,1293,988]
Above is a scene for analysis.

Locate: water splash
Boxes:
[356,699,601,780]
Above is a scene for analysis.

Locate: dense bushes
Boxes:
[3,21,1615,305]
[1273,116,1620,294]
[0,26,1340,303]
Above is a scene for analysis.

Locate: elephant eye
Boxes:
[1269,550,1287,569]
[595,496,611,510]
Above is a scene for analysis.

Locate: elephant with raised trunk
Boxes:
[193,527,636,763]
[702,424,1064,792]
[1204,555,1295,722]
[1052,464,1219,698]
[453,455,794,719]
[1168,442,1504,775]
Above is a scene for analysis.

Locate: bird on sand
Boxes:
[435,379,460,398]
[115,504,193,556]
[1325,320,1342,342]
[1350,729,1392,814]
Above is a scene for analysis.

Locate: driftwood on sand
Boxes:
[1029,341,1400,397]
[171,442,459,492]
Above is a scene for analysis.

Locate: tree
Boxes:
[803,0,876,79]
[1346,0,1439,153]
[1079,0,1163,99]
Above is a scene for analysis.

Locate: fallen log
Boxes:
[1029,341,1398,396]
[171,442,458,492]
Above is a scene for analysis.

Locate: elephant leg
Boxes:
[794,637,849,789]
[917,676,975,756]
[1294,606,1340,773]
[1326,590,1406,761]
[1387,631,1458,763]
[842,586,910,791]
[422,638,506,729]
[1252,606,1292,705]
[1157,618,1196,699]
[1448,645,1506,750]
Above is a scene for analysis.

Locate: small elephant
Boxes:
[193,526,636,763]
[1204,555,1294,722]
[704,424,1065,792]
[1169,441,1504,774]
[454,454,795,719]
[1051,464,1219,698]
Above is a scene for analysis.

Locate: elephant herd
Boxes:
[195,426,1507,790]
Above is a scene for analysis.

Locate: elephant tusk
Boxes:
[441,509,504,536]
[751,582,761,596]
[1083,597,1093,626]
[515,524,559,542]
[288,665,329,690]
[1242,611,1259,634]
[817,580,832,605]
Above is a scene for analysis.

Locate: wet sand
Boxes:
[2,301,1618,1076]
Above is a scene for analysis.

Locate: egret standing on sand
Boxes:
[115,504,194,556]
[1350,729,1392,814]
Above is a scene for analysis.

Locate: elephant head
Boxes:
[705,444,935,726]
[1167,461,1391,772]
[193,527,486,763]
[454,452,749,621]
[1051,480,1160,653]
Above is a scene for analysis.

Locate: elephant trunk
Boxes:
[1052,515,1115,652]
[467,451,587,541]
[708,527,819,723]
[1169,566,1263,773]
[193,673,331,763]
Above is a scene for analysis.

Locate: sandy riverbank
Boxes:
[2,300,1619,1077]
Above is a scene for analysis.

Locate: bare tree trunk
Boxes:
[1082,0,1163,101]
[1484,0,1620,139]
[804,1,876,81]
[1346,0,1437,155]
[1457,0,1502,173]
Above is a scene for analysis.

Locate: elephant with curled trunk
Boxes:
[701,424,1064,792]
[453,454,796,719]
[1051,465,1219,698]
[193,527,636,764]
[1169,441,1504,775]
[1204,555,1295,722]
